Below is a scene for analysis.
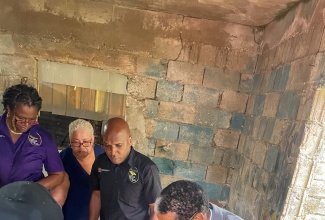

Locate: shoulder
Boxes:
[30,125,55,141]
[133,149,155,166]
[131,149,159,173]
[27,125,56,147]
[209,203,243,220]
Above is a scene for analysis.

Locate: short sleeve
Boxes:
[43,134,64,173]
[142,163,162,204]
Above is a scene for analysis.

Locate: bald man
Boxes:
[89,117,162,220]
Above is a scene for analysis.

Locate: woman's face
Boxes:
[8,103,39,133]
[70,129,94,160]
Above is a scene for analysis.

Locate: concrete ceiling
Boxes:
[115,0,300,26]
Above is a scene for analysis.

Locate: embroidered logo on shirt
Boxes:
[128,167,139,183]
[98,168,110,173]
[28,132,42,146]
[0,135,5,138]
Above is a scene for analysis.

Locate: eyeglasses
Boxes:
[71,140,92,148]
[189,212,198,220]
[14,115,38,125]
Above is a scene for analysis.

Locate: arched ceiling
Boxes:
[114,0,301,26]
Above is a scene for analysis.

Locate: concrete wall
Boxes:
[0,0,257,213]
[228,0,325,219]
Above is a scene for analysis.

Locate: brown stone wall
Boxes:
[1,1,323,219]
[0,0,257,215]
[228,0,325,219]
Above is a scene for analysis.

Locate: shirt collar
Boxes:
[126,146,135,166]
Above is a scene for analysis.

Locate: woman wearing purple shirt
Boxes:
[0,84,66,206]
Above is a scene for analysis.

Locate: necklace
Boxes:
[6,120,23,135]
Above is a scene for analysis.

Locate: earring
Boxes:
[7,112,10,118]
[11,114,17,131]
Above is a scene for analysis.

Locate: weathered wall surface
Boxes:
[0,0,257,212]
[1,1,324,219]
[228,0,325,219]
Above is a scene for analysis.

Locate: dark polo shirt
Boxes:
[90,147,162,220]
[61,144,104,220]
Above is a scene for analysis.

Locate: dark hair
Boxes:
[155,180,209,220]
[2,84,42,111]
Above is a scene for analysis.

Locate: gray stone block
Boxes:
[178,124,213,147]
[253,94,266,116]
[231,113,246,131]
[243,115,254,136]
[156,80,183,102]
[173,161,206,180]
[264,145,279,172]
[253,73,263,92]
[152,120,179,141]
[277,91,300,120]
[152,157,174,175]
[196,181,223,201]
[263,118,276,142]
[145,100,158,118]
[268,69,277,92]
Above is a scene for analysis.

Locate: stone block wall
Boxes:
[228,0,325,219]
[1,0,324,219]
[0,0,257,211]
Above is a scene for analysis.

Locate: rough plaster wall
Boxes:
[229,0,324,219]
[0,0,257,216]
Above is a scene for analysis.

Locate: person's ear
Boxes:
[6,107,12,118]
[101,122,107,136]
[129,136,132,145]
[193,212,205,220]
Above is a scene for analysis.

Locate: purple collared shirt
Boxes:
[0,113,64,187]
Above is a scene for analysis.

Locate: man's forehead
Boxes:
[103,131,129,141]
[105,127,129,136]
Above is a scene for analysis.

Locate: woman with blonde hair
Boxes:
[60,119,104,220]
